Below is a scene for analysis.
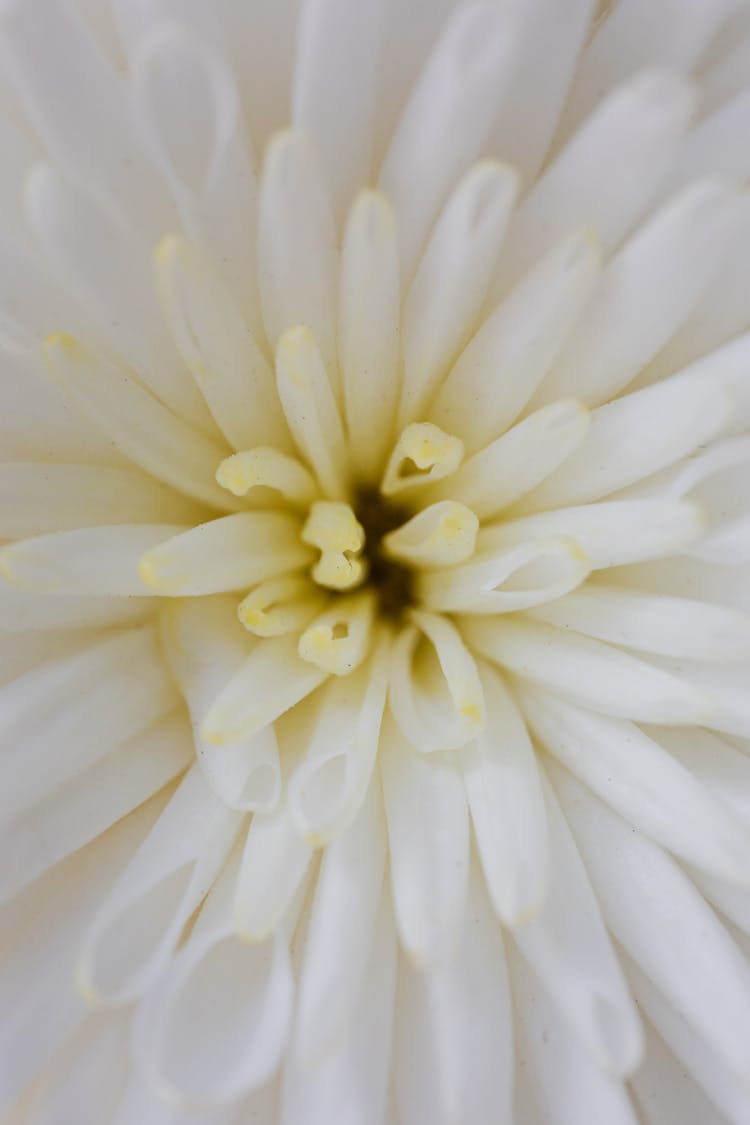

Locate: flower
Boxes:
[2,0,750,1120]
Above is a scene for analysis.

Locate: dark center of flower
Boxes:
[353,484,416,624]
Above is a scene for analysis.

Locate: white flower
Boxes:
[1,0,750,1121]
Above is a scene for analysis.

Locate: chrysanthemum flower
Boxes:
[2,0,750,1121]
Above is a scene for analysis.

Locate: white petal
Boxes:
[0,319,121,464]
[427,400,590,519]
[77,767,243,1005]
[511,771,643,1076]
[28,1011,131,1125]
[657,332,750,436]
[479,498,705,569]
[0,524,187,596]
[462,666,548,927]
[378,1,517,282]
[155,236,289,452]
[430,229,600,453]
[0,798,161,1112]
[297,590,375,675]
[389,611,485,752]
[487,0,596,182]
[42,335,236,511]
[398,160,518,426]
[649,657,750,740]
[288,635,391,844]
[234,803,313,943]
[133,848,298,1103]
[338,190,401,482]
[160,598,282,812]
[259,130,338,389]
[510,944,640,1125]
[0,627,103,689]
[0,626,179,829]
[650,198,750,379]
[383,501,479,568]
[394,867,514,1125]
[626,958,750,1125]
[553,762,750,1083]
[0,0,174,239]
[281,888,397,1125]
[0,226,98,355]
[521,689,750,884]
[138,513,310,596]
[238,575,326,639]
[111,1072,245,1125]
[530,584,750,661]
[465,616,713,725]
[0,463,203,537]
[490,70,693,300]
[25,164,208,430]
[0,582,151,633]
[380,713,469,969]
[132,25,262,331]
[536,179,743,405]
[419,537,590,615]
[650,725,750,828]
[201,633,328,747]
[292,0,382,221]
[0,712,190,902]
[295,775,386,1063]
[275,325,350,500]
[526,371,731,512]
[561,0,735,134]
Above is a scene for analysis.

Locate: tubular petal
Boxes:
[430,229,600,452]
[201,633,329,747]
[398,160,518,427]
[378,1,518,282]
[275,325,350,500]
[389,612,486,752]
[155,236,289,452]
[553,763,750,1083]
[464,616,714,725]
[288,635,391,845]
[76,766,243,1006]
[259,131,338,390]
[138,513,311,596]
[419,538,590,615]
[522,689,750,884]
[339,190,402,481]
[133,849,298,1103]
[42,334,237,511]
[294,776,386,1064]
[160,597,282,813]
[380,714,469,969]
[511,772,644,1077]
[462,666,548,927]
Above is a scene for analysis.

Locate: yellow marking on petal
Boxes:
[312,551,367,591]
[381,422,464,496]
[137,550,188,594]
[43,330,82,357]
[383,500,479,568]
[216,447,318,506]
[279,323,315,390]
[302,500,365,553]
[298,592,376,676]
[237,574,325,637]
[303,500,368,589]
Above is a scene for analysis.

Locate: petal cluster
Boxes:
[1,1,750,1124]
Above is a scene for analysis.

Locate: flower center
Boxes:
[351,485,416,624]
